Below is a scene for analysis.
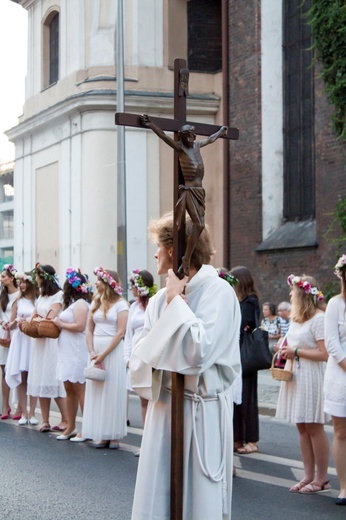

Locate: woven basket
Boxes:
[0,336,10,348]
[270,352,294,382]
[37,319,60,339]
[19,315,41,338]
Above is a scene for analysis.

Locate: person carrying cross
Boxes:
[130,213,241,519]
[141,114,227,276]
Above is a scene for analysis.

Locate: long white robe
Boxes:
[130,265,241,520]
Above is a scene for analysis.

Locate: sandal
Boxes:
[237,442,258,454]
[39,422,51,433]
[289,480,311,493]
[299,481,331,494]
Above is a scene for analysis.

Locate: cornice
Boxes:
[6,89,221,141]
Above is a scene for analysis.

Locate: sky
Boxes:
[0,0,28,165]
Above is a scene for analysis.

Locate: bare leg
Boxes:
[39,397,51,424]
[296,423,315,483]
[29,395,38,418]
[54,396,68,429]
[74,382,85,414]
[1,365,10,416]
[332,416,346,498]
[305,423,330,485]
[63,381,78,435]
[17,371,29,418]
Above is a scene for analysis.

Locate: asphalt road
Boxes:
[0,394,344,520]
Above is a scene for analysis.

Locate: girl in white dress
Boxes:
[276,274,330,494]
[27,264,68,432]
[0,264,19,419]
[124,269,157,428]
[53,268,93,441]
[82,268,128,448]
[6,272,39,425]
[324,255,346,505]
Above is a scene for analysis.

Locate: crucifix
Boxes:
[115,57,239,520]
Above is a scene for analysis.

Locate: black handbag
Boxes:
[240,314,272,376]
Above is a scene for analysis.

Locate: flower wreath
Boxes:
[93,267,123,296]
[129,269,157,298]
[2,264,17,277]
[334,254,346,279]
[66,267,92,294]
[15,272,34,284]
[287,274,324,303]
[216,267,238,288]
[33,263,60,286]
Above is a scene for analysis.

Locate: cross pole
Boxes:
[115,57,239,520]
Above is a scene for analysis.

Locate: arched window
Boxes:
[42,10,59,88]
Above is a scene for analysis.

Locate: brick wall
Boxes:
[227,0,346,307]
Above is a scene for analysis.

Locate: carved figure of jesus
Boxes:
[141,114,227,275]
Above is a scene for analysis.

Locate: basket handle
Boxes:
[46,309,56,320]
[271,351,280,369]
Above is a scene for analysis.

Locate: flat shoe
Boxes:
[18,417,28,425]
[12,415,22,420]
[290,480,310,493]
[89,441,110,449]
[109,441,119,450]
[29,417,39,426]
[299,480,331,494]
[70,436,86,443]
[51,425,65,432]
[237,443,258,454]
[39,423,51,433]
[56,429,78,440]
[336,498,346,506]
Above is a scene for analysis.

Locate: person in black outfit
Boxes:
[230,265,260,454]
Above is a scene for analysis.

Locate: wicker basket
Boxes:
[19,315,41,338]
[270,352,294,382]
[37,319,60,339]
[0,336,10,348]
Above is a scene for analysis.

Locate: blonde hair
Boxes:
[148,212,215,268]
[91,269,121,318]
[290,274,325,323]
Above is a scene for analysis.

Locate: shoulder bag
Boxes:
[240,314,272,376]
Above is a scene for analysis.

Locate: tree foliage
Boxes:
[307,0,346,139]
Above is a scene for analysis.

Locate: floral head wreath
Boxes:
[33,263,60,286]
[93,267,123,296]
[15,272,34,284]
[2,264,17,277]
[287,274,324,303]
[66,268,93,294]
[216,267,238,288]
[129,269,157,298]
[334,254,346,279]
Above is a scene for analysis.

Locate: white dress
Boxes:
[5,297,36,389]
[27,291,66,398]
[130,265,241,520]
[0,290,19,365]
[324,294,346,417]
[56,300,89,384]
[82,299,129,441]
[123,300,145,391]
[276,311,327,424]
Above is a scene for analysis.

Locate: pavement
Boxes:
[258,368,280,417]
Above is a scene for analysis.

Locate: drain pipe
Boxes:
[222,0,231,268]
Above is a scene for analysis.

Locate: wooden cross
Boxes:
[115,57,239,520]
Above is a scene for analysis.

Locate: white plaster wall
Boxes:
[261,0,284,239]
[133,0,163,67]
[89,0,116,67]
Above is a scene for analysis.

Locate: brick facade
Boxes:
[227,0,346,306]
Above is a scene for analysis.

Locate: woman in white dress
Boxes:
[53,268,92,441]
[6,272,39,425]
[0,264,19,419]
[124,269,157,430]
[276,274,330,494]
[82,267,128,448]
[324,255,346,505]
[27,264,68,432]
